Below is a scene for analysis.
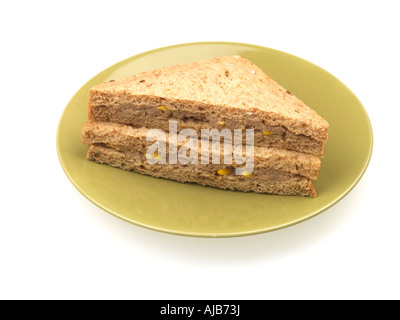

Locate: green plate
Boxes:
[56,42,373,237]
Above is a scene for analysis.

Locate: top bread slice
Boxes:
[88,55,329,143]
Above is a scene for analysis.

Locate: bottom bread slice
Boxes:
[87,144,317,197]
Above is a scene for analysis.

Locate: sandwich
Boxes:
[82,55,329,197]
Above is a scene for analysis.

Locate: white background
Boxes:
[1,0,399,300]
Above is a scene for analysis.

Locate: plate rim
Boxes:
[56,41,374,238]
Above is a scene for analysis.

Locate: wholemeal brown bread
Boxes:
[82,121,321,180]
[87,144,317,197]
[88,56,329,156]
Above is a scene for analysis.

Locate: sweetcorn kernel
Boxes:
[238,169,254,178]
[218,120,226,126]
[154,153,163,161]
[157,105,169,112]
[146,152,163,161]
[262,131,272,135]
[105,143,121,151]
[217,168,232,176]
[242,172,254,178]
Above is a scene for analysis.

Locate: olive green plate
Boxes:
[56,42,373,237]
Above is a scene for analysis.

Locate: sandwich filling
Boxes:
[90,104,325,156]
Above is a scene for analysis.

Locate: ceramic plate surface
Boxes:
[57,42,373,237]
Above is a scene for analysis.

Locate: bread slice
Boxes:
[82,121,321,180]
[88,56,329,156]
[87,144,317,197]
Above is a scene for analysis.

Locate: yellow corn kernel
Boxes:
[157,105,169,112]
[106,143,121,151]
[146,152,163,161]
[218,120,226,126]
[154,152,163,161]
[217,168,232,176]
[242,173,254,178]
[239,169,254,178]
[263,131,272,136]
